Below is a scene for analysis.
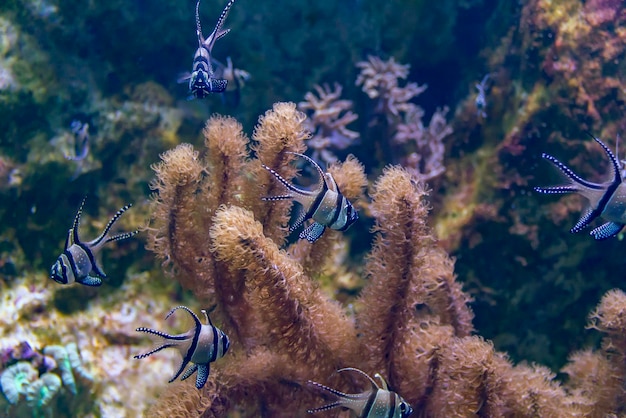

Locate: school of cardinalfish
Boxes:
[47,0,621,416]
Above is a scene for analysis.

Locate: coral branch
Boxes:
[210,205,357,379]
[357,166,473,397]
[245,102,310,245]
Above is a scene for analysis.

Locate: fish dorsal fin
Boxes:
[324,172,338,193]
[166,306,202,329]
[204,0,237,52]
[70,197,87,246]
[195,0,204,44]
[289,152,327,194]
[337,367,380,391]
[374,373,389,391]
[588,133,622,184]
[201,309,214,326]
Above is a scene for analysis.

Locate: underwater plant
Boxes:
[136,103,626,416]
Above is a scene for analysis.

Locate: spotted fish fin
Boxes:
[68,197,87,248]
[570,207,599,234]
[208,78,228,93]
[105,230,139,244]
[535,153,607,208]
[300,222,326,243]
[290,208,309,232]
[307,401,343,414]
[78,275,103,287]
[590,222,624,240]
[195,364,209,389]
[180,363,198,382]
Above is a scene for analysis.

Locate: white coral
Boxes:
[0,361,38,404]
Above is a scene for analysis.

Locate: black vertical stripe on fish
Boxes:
[64,249,79,280]
[76,242,102,277]
[304,181,328,221]
[169,309,203,383]
[327,194,344,227]
[60,256,69,283]
[194,56,210,68]
[210,325,219,362]
[338,205,353,231]
[363,388,377,417]
[221,334,228,356]
[387,394,396,418]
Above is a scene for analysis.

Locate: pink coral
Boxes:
[298,83,359,164]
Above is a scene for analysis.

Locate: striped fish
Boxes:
[50,198,137,287]
[535,133,626,240]
[181,0,238,98]
[307,368,413,417]
[134,306,230,389]
[262,152,359,243]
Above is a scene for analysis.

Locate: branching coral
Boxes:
[139,103,626,417]
[298,83,359,164]
[355,55,452,181]
[356,55,427,118]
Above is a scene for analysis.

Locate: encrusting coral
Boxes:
[142,102,626,417]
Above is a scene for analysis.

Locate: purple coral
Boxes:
[356,55,452,181]
[298,83,359,164]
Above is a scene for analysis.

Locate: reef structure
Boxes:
[142,102,626,417]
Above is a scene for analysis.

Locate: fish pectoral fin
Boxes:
[79,275,103,287]
[590,222,624,240]
[299,222,326,243]
[177,72,192,83]
[195,364,210,389]
[209,78,228,93]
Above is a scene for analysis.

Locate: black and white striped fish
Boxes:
[134,306,230,389]
[307,368,413,417]
[262,152,359,243]
[535,133,626,240]
[180,0,238,98]
[50,198,137,287]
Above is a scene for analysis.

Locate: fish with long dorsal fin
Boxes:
[134,306,230,389]
[179,0,238,98]
[261,152,358,243]
[307,368,413,417]
[535,133,626,240]
[50,198,138,286]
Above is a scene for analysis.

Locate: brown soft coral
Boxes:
[143,103,626,417]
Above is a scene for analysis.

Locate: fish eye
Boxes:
[399,401,413,416]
